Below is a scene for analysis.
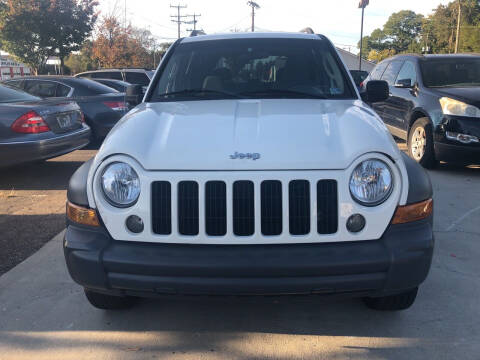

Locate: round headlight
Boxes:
[101,162,140,207]
[349,159,393,206]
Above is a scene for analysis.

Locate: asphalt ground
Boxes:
[0,142,479,359]
[0,145,98,275]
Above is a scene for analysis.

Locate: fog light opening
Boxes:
[446,131,479,144]
[126,215,144,234]
[346,214,366,233]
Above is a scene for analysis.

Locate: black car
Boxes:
[0,84,90,167]
[3,76,128,139]
[91,78,131,93]
[75,68,153,88]
[363,54,480,168]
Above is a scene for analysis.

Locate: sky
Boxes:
[100,0,453,52]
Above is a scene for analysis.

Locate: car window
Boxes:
[56,83,72,97]
[381,61,403,85]
[72,78,120,96]
[396,61,417,85]
[3,79,24,89]
[151,38,355,101]
[0,84,39,103]
[125,72,150,86]
[76,73,91,78]
[420,58,480,87]
[92,71,123,80]
[369,62,388,80]
[24,80,58,97]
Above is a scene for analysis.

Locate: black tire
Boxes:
[84,289,137,310]
[408,117,437,169]
[363,287,418,311]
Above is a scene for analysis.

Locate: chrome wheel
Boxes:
[411,127,426,161]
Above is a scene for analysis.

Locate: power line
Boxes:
[186,13,201,32]
[170,4,188,39]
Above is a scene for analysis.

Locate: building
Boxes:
[0,56,31,81]
[336,47,375,73]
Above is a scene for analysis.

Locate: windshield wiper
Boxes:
[155,88,245,99]
[240,89,327,99]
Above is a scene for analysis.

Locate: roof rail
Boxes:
[299,27,315,34]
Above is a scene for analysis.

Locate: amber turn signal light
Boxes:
[66,201,100,227]
[391,199,433,225]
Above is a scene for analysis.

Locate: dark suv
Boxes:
[363,54,480,168]
[75,69,154,89]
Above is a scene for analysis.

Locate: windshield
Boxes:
[0,84,40,103]
[150,38,355,102]
[421,58,480,87]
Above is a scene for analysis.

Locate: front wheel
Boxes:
[363,287,418,311]
[408,118,437,169]
[84,289,137,310]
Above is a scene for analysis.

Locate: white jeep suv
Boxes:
[64,32,434,311]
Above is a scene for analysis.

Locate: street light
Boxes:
[358,0,369,71]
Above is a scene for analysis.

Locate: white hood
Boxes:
[96,99,401,171]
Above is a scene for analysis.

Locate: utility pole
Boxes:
[358,0,369,71]
[186,13,201,31]
[455,0,461,53]
[170,4,188,39]
[247,1,260,32]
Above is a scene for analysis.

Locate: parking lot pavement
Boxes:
[0,159,479,360]
[0,148,97,275]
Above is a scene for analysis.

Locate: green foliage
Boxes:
[0,0,97,73]
[424,0,480,54]
[383,10,424,53]
[358,10,423,58]
[359,1,480,60]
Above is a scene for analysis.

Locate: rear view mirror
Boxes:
[395,78,413,88]
[361,80,389,103]
[126,84,143,107]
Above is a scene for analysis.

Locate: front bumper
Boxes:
[434,115,480,164]
[0,127,91,167]
[64,217,434,297]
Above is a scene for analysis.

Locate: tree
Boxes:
[367,49,396,63]
[64,40,96,74]
[91,15,164,69]
[358,11,423,57]
[0,0,98,74]
[425,0,480,53]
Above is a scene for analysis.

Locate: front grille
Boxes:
[205,181,227,236]
[151,178,338,238]
[317,180,338,234]
[261,180,282,235]
[178,181,199,235]
[233,181,255,236]
[152,181,172,235]
[289,180,311,235]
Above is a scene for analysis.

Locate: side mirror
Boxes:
[395,78,413,88]
[361,80,389,103]
[125,84,143,106]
